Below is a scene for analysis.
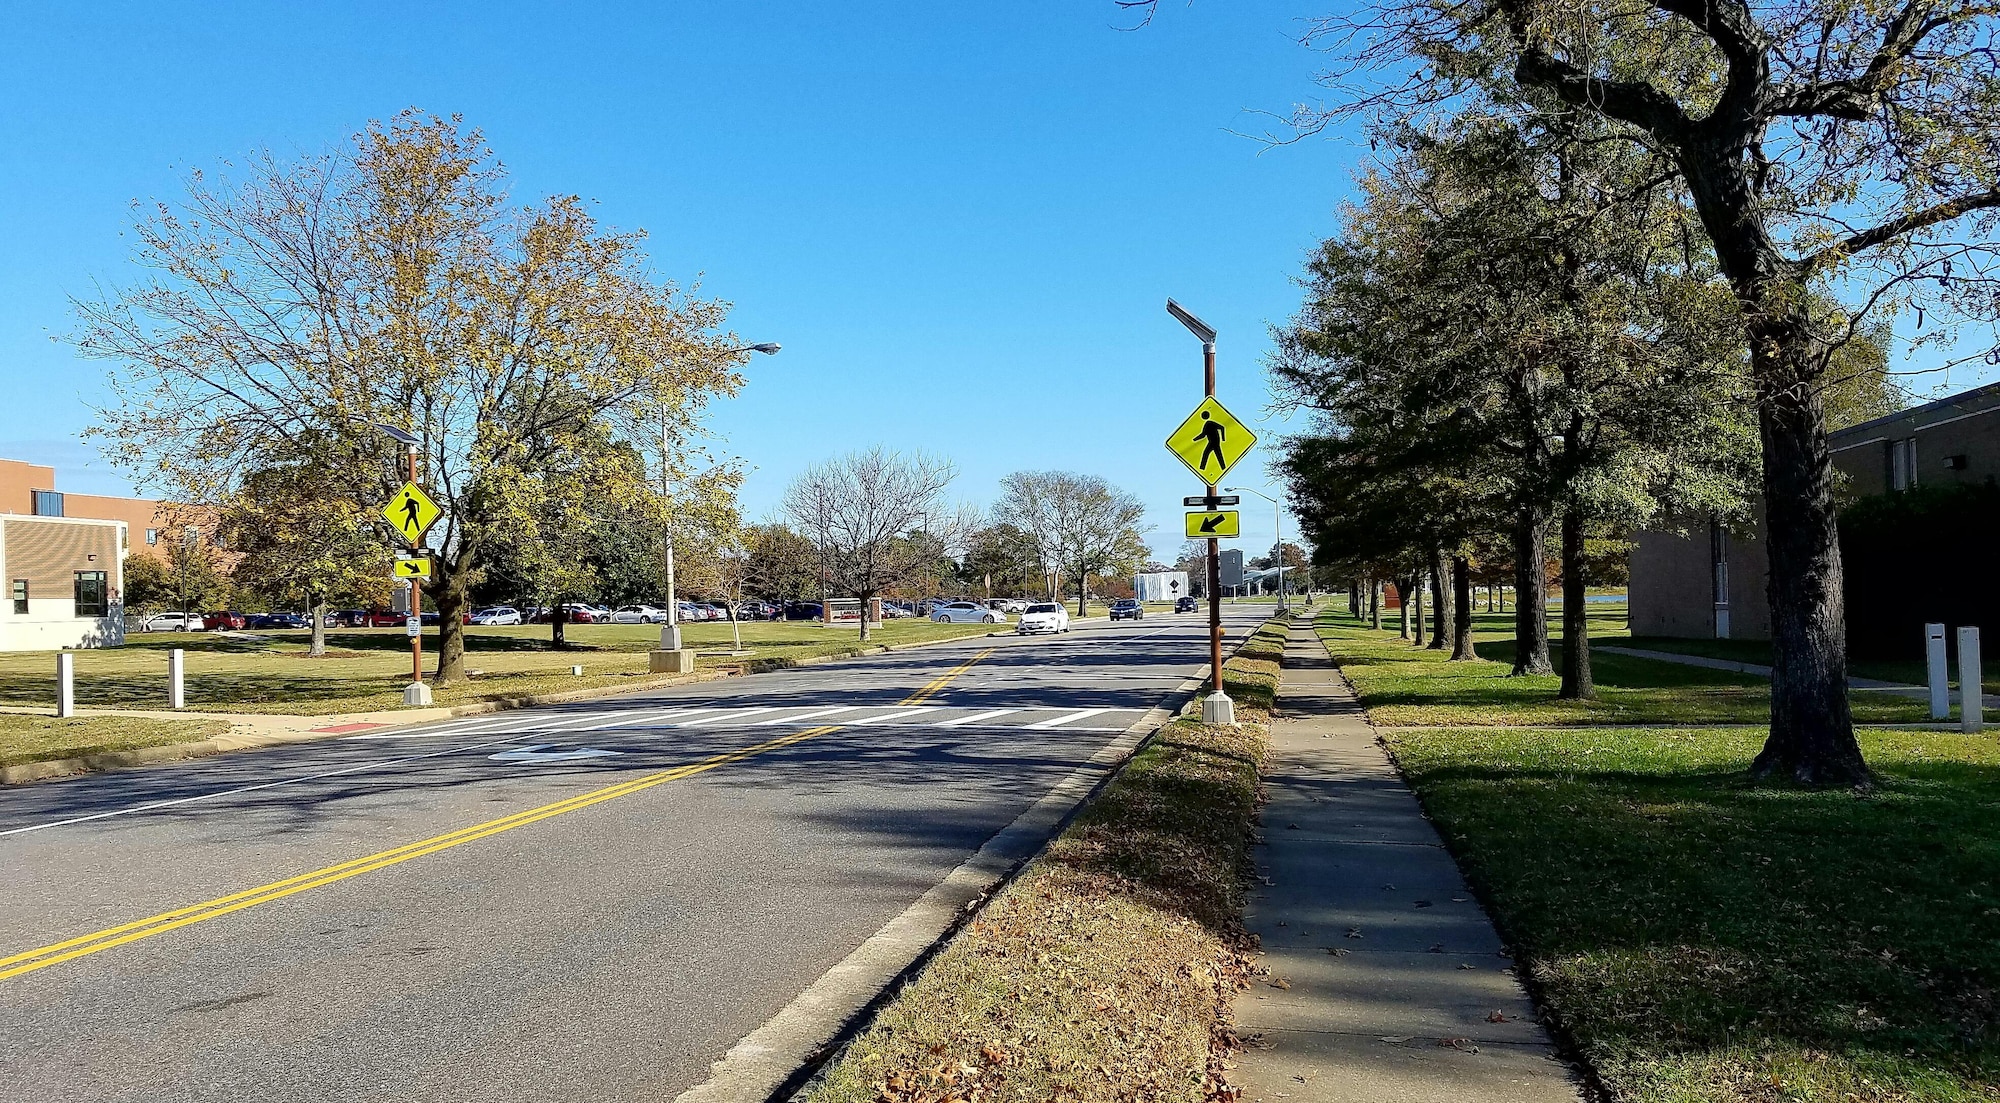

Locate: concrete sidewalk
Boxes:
[1229,622,1581,1102]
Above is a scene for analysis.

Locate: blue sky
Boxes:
[0,0,1362,563]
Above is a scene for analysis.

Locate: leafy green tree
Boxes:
[743,523,820,605]
[222,446,395,655]
[1287,0,2000,779]
[75,113,747,685]
[958,523,1042,598]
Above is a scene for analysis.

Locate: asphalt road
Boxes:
[0,604,1268,1103]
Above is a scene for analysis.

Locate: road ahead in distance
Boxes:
[0,604,1268,1103]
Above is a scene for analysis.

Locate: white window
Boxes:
[145,528,159,545]
[1891,437,1918,490]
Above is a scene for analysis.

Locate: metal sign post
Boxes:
[1168,298,1239,726]
[378,448,438,706]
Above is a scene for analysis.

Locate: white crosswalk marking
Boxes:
[848,707,938,725]
[674,706,786,727]
[937,709,1016,728]
[571,707,716,732]
[1024,707,1112,730]
[752,705,857,725]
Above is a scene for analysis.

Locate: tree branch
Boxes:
[1805,185,2000,270]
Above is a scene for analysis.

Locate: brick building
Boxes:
[0,458,177,649]
[1630,380,2000,640]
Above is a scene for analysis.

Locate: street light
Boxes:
[659,341,781,652]
[1225,485,1289,613]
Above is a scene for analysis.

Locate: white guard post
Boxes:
[169,648,186,710]
[1925,623,1948,720]
[56,652,75,718]
[1958,625,1982,734]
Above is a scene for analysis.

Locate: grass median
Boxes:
[1317,611,1939,727]
[0,618,1002,716]
[799,615,1286,1103]
[0,714,232,767]
[1386,724,2000,1102]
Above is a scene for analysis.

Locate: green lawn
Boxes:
[0,618,1001,716]
[0,714,232,767]
[1387,724,2000,1102]
[1317,611,1943,727]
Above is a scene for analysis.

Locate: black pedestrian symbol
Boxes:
[398,493,423,536]
[1192,411,1227,472]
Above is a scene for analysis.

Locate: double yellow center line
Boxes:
[0,646,995,983]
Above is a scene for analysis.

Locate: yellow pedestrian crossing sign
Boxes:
[393,557,431,580]
[381,482,441,547]
[1166,396,1256,484]
[1185,511,1240,538]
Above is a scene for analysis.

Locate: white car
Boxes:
[609,605,669,624]
[995,598,1029,614]
[931,601,1004,625]
[469,606,523,626]
[139,611,200,632]
[1016,602,1070,635]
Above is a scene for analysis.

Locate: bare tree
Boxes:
[781,448,961,641]
[994,471,1148,617]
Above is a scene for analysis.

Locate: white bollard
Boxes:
[1959,626,1983,733]
[168,648,185,710]
[1926,623,1949,720]
[56,652,74,718]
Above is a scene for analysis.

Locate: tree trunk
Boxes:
[1076,568,1088,619]
[1396,576,1413,639]
[551,600,568,649]
[1451,556,1476,661]
[1487,585,1495,613]
[308,594,327,657]
[1369,579,1381,630]
[1744,311,1866,784]
[859,592,872,642]
[433,577,468,683]
[1511,505,1553,676]
[1427,550,1451,651]
[1411,570,1427,647]
[1558,507,1594,699]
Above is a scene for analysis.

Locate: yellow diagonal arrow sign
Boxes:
[393,557,431,580]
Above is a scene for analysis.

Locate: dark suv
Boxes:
[1109,599,1145,621]
[1175,596,1198,613]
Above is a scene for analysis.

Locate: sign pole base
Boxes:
[1201,691,1236,726]
[403,681,434,706]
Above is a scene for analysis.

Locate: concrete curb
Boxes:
[0,625,1028,787]
[672,612,1279,1103]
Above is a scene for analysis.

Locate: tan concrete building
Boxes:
[1630,381,2000,640]
[0,515,127,649]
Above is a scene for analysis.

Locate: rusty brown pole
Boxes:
[1204,340,1223,697]
[409,444,423,685]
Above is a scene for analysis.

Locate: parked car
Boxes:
[608,605,667,624]
[259,612,307,630]
[139,611,201,632]
[693,603,726,621]
[931,600,1004,625]
[1175,596,1199,613]
[784,601,823,621]
[470,606,524,626]
[1109,598,1145,621]
[556,603,600,624]
[879,601,913,619]
[1016,602,1071,635]
[202,610,247,631]
[734,600,779,621]
[994,598,1030,614]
